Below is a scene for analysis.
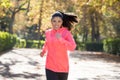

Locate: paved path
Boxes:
[0,48,120,80]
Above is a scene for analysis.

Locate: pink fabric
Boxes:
[41,27,76,72]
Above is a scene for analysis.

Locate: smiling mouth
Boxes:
[55,26,58,28]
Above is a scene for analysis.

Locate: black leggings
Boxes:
[46,69,68,80]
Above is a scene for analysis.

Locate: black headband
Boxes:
[51,11,63,20]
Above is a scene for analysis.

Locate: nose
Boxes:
[55,22,59,25]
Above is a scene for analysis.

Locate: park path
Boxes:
[0,48,120,80]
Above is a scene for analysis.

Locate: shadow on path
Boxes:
[11,50,39,66]
[0,49,44,80]
[70,51,120,63]
[0,61,43,79]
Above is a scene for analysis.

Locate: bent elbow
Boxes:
[68,43,76,51]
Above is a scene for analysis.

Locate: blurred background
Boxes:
[0,0,120,55]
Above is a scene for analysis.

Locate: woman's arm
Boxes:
[40,32,48,57]
[40,39,48,57]
[57,31,76,51]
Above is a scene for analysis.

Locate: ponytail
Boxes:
[60,11,78,31]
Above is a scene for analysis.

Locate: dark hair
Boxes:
[51,11,63,20]
[51,11,78,31]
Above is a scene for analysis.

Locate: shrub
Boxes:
[15,39,26,48]
[15,39,45,48]
[0,32,17,52]
[76,42,85,50]
[103,38,120,55]
[85,42,103,52]
[74,35,86,50]
[26,40,44,48]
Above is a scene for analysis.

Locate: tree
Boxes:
[79,3,103,42]
[0,0,29,34]
[73,0,120,43]
[8,0,28,34]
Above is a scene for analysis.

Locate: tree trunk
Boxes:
[9,12,15,34]
[82,26,88,42]
[90,14,95,42]
[38,0,44,48]
[95,13,100,42]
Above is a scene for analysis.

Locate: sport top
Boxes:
[41,27,76,72]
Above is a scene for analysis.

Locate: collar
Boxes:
[52,27,67,33]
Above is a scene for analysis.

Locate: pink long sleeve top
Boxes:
[41,27,76,72]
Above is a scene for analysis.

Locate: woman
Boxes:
[40,11,78,80]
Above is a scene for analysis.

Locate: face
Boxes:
[51,16,63,30]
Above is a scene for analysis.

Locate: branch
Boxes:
[9,8,13,12]
[25,0,31,15]
[16,8,27,13]
[15,0,28,13]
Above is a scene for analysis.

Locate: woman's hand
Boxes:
[56,32,61,39]
[40,52,44,57]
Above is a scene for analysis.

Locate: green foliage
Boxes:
[103,38,120,55]
[0,31,17,52]
[15,39,26,48]
[26,40,44,48]
[76,42,85,51]
[15,39,45,48]
[110,17,120,37]
[0,0,11,8]
[85,42,103,52]
[74,35,85,50]
[74,34,103,51]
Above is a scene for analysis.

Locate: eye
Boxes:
[52,20,56,22]
[58,20,62,23]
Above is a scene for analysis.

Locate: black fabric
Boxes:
[46,69,68,80]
